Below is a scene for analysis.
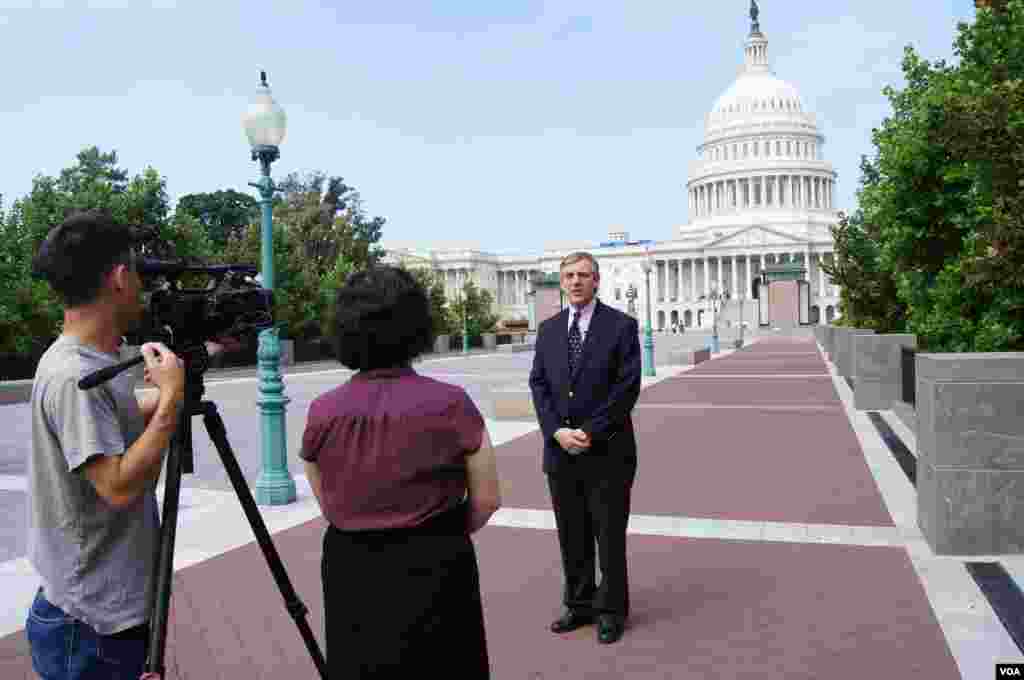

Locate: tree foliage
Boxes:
[824,1,1024,350]
[406,267,453,337]
[176,189,258,249]
[211,170,387,340]
[449,281,499,342]
[0,147,389,354]
[0,147,204,353]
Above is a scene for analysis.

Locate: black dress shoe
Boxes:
[550,609,594,633]
[596,614,625,644]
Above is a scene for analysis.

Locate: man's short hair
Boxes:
[559,252,599,277]
[31,210,136,308]
[332,266,434,371]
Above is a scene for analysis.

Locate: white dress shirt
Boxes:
[567,297,597,342]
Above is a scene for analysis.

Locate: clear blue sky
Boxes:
[0,1,977,253]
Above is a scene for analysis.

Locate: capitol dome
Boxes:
[681,5,838,240]
[710,71,805,120]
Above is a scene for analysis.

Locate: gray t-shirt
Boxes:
[28,335,157,635]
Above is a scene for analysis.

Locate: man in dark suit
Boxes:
[528,251,642,644]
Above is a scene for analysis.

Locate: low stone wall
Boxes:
[833,327,875,379]
[852,334,916,411]
[916,352,1024,555]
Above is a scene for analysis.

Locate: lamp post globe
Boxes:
[640,249,655,377]
[243,70,296,506]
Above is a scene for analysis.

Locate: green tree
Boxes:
[407,267,452,337]
[0,147,205,353]
[214,171,388,340]
[834,1,1024,350]
[176,189,259,249]
[821,206,907,332]
[449,281,499,343]
[273,171,385,278]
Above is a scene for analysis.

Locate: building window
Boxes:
[775,141,781,155]
[753,142,759,157]
[787,141,792,156]
[615,287,621,300]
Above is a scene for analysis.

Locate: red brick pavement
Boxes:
[0,337,962,679]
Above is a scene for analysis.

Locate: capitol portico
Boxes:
[382,5,842,330]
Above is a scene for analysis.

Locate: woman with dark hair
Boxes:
[299,266,501,679]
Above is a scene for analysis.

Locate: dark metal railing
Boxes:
[901,345,917,406]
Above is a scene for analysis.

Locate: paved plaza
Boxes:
[1,331,1022,678]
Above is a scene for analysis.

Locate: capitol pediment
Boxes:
[706,225,808,249]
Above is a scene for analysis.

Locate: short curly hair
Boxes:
[31,209,136,308]
[332,266,435,371]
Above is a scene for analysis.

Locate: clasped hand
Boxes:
[555,428,591,455]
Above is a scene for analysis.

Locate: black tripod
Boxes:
[80,346,327,679]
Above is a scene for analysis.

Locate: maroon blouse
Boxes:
[299,367,485,530]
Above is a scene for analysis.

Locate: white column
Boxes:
[731,254,738,295]
[690,259,697,300]
[702,257,709,298]
[717,256,724,294]
[818,254,825,295]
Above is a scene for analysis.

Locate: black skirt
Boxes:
[322,502,490,679]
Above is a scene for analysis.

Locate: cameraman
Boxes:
[25,210,185,679]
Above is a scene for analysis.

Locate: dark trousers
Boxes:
[547,465,635,618]
[322,502,489,679]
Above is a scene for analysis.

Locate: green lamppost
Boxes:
[640,249,656,376]
[243,70,295,506]
[461,287,469,353]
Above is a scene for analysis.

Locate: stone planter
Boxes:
[916,352,1024,555]
[434,335,450,354]
[482,333,497,350]
[851,334,916,410]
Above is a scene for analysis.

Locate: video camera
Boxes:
[78,258,274,390]
[127,258,275,356]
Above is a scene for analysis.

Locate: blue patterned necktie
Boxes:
[568,309,583,374]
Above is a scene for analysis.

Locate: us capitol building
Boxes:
[382,5,841,330]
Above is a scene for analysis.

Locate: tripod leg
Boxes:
[145,410,190,678]
[200,401,328,679]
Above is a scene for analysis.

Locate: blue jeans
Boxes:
[25,588,149,680]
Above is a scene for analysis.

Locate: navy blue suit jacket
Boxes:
[528,299,642,475]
